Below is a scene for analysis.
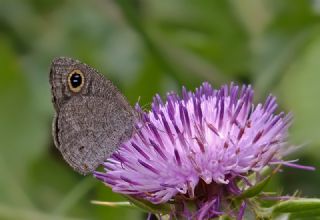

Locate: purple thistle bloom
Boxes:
[95,82,302,219]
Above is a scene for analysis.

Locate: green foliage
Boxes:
[0,0,320,219]
[237,174,272,200]
[124,195,171,214]
[273,198,320,213]
[272,198,320,219]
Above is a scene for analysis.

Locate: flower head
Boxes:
[95,82,294,219]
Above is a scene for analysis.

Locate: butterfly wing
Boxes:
[50,57,135,175]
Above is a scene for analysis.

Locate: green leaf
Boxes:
[289,209,320,219]
[124,195,171,215]
[237,166,281,199]
[273,198,320,214]
[237,175,271,199]
[238,165,281,199]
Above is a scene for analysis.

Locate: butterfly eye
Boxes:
[67,70,84,93]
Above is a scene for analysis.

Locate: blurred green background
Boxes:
[0,0,320,219]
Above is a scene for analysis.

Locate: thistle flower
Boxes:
[95,83,309,219]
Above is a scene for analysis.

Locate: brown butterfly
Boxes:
[50,57,136,175]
